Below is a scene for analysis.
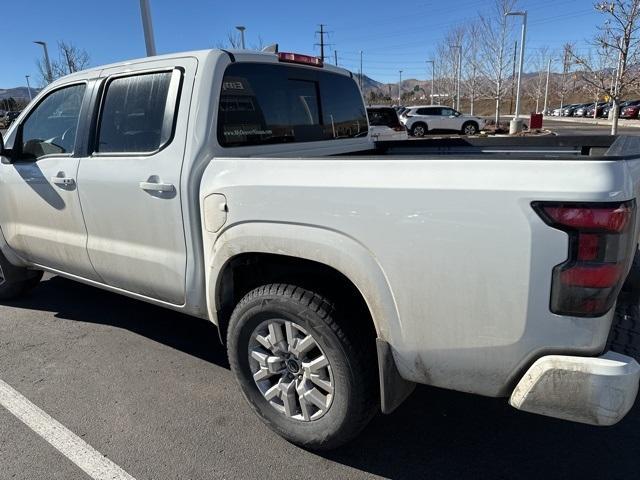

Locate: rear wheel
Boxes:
[227,284,378,450]
[461,121,479,135]
[410,122,427,137]
[0,258,43,300]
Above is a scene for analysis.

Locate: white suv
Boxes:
[404,105,486,136]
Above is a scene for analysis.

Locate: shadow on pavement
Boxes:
[6,275,229,369]
[6,275,640,479]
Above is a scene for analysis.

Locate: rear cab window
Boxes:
[95,69,182,154]
[217,63,368,147]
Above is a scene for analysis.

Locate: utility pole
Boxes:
[509,40,518,115]
[139,0,157,56]
[25,75,33,101]
[334,50,338,66]
[426,60,435,104]
[315,24,328,62]
[506,10,528,134]
[543,57,552,115]
[359,51,363,91]
[398,70,403,105]
[33,41,53,83]
[235,26,246,49]
[451,45,462,111]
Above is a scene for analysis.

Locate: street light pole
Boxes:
[25,75,33,101]
[543,57,552,115]
[398,70,403,105]
[139,0,157,56]
[33,41,53,83]
[451,45,462,111]
[236,26,246,49]
[506,10,528,133]
[426,60,435,104]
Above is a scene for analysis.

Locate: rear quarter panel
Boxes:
[201,156,638,397]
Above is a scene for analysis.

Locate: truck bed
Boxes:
[371,135,640,160]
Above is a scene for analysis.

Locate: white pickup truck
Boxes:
[1,49,639,450]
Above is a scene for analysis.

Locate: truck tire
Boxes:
[410,122,428,137]
[227,284,378,450]
[0,253,43,300]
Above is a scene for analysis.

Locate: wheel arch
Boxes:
[207,222,401,345]
[206,222,414,413]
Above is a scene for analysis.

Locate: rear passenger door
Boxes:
[416,107,441,130]
[77,58,197,304]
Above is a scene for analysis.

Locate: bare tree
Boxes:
[36,41,90,85]
[477,0,518,124]
[216,31,243,49]
[434,26,466,108]
[570,1,640,134]
[523,47,551,113]
[216,31,266,51]
[463,22,484,114]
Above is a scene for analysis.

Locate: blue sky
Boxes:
[4,0,600,88]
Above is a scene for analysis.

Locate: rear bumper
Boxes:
[510,352,639,426]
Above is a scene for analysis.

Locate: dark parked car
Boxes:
[620,100,640,119]
[603,100,633,119]
[574,104,593,117]
[561,104,584,116]
[586,102,609,118]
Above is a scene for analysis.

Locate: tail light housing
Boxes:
[534,200,636,317]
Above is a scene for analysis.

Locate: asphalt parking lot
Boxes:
[544,118,640,136]
[1,274,640,480]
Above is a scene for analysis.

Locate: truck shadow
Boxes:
[5,275,640,479]
[5,274,229,369]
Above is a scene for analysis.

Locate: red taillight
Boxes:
[277,52,323,67]
[542,205,632,233]
[534,200,636,317]
[559,264,623,288]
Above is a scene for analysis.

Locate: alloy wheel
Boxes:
[248,319,334,421]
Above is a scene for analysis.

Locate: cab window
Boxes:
[217,63,368,147]
[20,84,86,160]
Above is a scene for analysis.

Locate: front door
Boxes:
[0,82,100,280]
[77,59,196,304]
[439,107,459,131]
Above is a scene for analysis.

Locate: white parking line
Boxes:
[0,378,136,480]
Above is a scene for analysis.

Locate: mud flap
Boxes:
[376,338,416,414]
